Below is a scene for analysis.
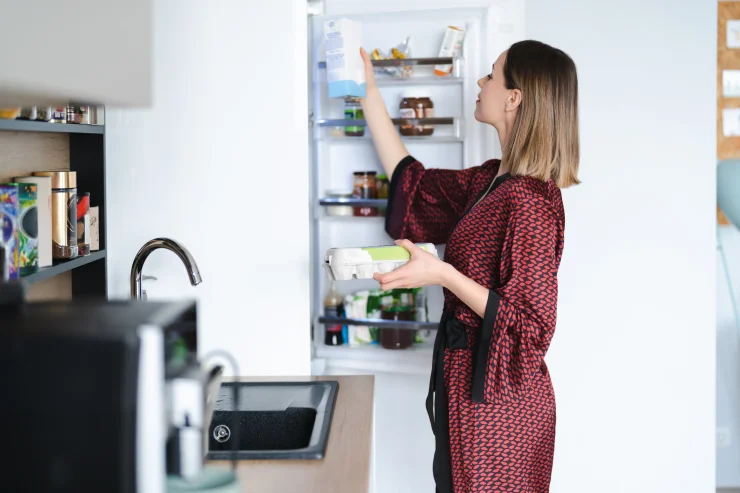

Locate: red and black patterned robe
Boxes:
[386,156,565,493]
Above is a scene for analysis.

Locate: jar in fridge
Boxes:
[344,98,365,137]
[379,305,415,350]
[352,171,378,217]
[398,93,435,136]
[325,190,353,217]
[417,96,435,135]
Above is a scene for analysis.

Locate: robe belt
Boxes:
[430,290,502,408]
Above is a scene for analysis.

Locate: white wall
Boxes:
[527,0,715,491]
[105,0,311,377]
[327,1,717,493]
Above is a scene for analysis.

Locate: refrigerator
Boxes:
[307,6,524,493]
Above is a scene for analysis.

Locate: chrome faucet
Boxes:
[130,238,202,300]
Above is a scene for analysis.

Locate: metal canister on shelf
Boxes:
[16,183,38,276]
[77,192,90,256]
[325,190,353,217]
[33,170,77,259]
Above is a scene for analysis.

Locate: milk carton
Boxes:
[324,18,366,98]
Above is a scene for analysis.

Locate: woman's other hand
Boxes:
[373,240,450,290]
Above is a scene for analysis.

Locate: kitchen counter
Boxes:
[207,375,374,493]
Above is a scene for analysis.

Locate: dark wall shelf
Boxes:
[0,119,104,134]
[1,115,108,298]
[21,250,107,285]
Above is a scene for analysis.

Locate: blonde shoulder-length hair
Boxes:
[503,40,580,188]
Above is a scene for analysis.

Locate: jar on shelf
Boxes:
[398,94,417,136]
[325,190,353,217]
[352,171,378,217]
[18,107,37,120]
[418,96,435,135]
[50,106,66,123]
[398,93,434,136]
[379,305,415,350]
[344,98,365,137]
[66,104,90,124]
[36,107,52,122]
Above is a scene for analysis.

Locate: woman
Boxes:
[359,40,579,492]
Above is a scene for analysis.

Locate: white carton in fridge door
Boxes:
[324,243,438,281]
[434,26,466,77]
[324,18,366,98]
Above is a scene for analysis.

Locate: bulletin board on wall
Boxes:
[718,1,740,224]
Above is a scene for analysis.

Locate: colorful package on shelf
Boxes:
[0,108,21,119]
[345,291,373,346]
[434,26,466,76]
[16,183,38,276]
[0,184,20,280]
[13,175,52,267]
[370,37,413,79]
[341,286,432,347]
[324,18,366,98]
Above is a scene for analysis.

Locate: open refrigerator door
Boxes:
[308,7,500,376]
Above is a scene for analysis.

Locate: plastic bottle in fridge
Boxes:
[324,281,345,346]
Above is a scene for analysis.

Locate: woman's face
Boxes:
[475,51,515,127]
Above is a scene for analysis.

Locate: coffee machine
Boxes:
[0,282,227,493]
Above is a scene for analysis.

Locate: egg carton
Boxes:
[324,243,438,281]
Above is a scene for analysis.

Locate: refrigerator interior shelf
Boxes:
[375,76,464,86]
[318,315,438,331]
[319,135,464,143]
[319,198,386,207]
[314,339,435,375]
[318,56,462,68]
[317,117,456,127]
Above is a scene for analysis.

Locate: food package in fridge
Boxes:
[324,243,438,281]
[324,18,366,98]
[434,26,466,76]
[370,37,413,79]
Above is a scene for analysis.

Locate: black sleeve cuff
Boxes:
[471,289,502,403]
[384,155,417,237]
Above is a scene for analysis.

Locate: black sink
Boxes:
[205,381,338,460]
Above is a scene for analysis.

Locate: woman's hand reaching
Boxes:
[373,240,450,291]
[359,47,377,94]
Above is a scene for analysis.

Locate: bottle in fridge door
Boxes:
[324,281,345,346]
